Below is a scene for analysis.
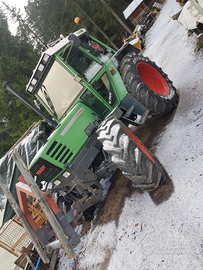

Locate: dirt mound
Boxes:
[94,169,136,226]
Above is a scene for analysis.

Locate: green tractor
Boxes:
[4,28,178,245]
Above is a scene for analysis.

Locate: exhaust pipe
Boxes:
[4,82,58,128]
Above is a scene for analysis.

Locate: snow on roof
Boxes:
[123,0,143,19]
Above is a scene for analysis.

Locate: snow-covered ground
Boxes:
[58,0,203,269]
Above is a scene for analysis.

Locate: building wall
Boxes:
[129,0,155,25]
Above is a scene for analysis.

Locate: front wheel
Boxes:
[97,117,166,192]
[120,52,179,116]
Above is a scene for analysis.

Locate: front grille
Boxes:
[46,141,73,164]
[30,158,62,183]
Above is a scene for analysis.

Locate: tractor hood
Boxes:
[29,102,98,183]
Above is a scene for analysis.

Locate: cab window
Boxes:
[80,35,113,61]
[60,45,102,82]
[92,73,117,107]
[80,89,109,118]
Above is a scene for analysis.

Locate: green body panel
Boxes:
[105,61,128,101]
[29,102,98,171]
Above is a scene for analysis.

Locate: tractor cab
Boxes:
[26,29,121,123]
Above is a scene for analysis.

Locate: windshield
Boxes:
[37,60,83,120]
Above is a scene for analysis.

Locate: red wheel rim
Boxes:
[137,62,169,96]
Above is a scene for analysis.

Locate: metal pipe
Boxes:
[45,239,61,253]
[3,82,58,128]
[49,249,59,270]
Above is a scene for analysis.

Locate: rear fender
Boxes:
[111,43,140,68]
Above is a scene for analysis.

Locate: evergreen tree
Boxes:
[0,7,39,158]
[23,0,133,49]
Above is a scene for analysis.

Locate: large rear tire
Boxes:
[97,117,165,191]
[120,52,178,116]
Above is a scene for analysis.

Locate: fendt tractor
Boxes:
[4,28,178,255]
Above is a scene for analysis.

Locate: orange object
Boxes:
[74,17,81,25]
[110,67,115,74]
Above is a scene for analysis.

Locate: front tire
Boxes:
[97,117,165,192]
[120,52,178,116]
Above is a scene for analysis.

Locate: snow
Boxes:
[58,0,203,269]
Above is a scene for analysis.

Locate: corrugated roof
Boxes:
[123,0,143,19]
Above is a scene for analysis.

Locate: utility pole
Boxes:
[71,0,118,50]
[99,0,133,35]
